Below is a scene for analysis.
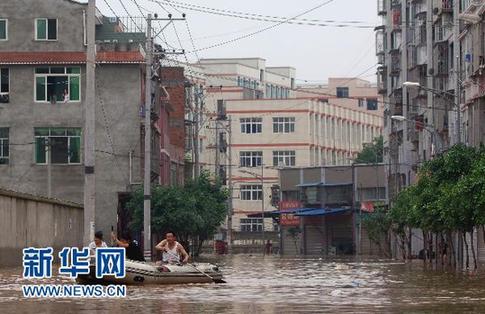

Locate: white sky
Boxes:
[93,0,380,83]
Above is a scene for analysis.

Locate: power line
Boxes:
[153,0,373,27]
[150,0,337,54]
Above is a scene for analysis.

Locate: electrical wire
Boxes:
[157,0,337,54]
[152,0,374,27]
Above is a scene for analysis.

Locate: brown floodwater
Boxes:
[1,255,485,313]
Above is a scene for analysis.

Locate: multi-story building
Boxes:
[0,0,164,241]
[460,1,485,147]
[378,0,485,260]
[377,0,462,200]
[195,58,384,245]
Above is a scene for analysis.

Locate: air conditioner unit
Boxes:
[0,93,9,103]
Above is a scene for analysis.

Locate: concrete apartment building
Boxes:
[377,0,464,199]
[377,0,485,259]
[195,58,384,244]
[0,0,165,241]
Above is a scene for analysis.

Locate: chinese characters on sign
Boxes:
[22,247,126,279]
[279,200,302,226]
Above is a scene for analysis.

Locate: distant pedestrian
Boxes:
[265,240,273,254]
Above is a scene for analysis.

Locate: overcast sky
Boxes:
[94,0,379,83]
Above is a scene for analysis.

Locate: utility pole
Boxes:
[46,139,51,198]
[226,119,233,252]
[261,162,265,254]
[143,14,186,261]
[193,87,203,178]
[143,14,153,262]
[83,0,96,246]
[215,120,220,177]
[456,55,461,144]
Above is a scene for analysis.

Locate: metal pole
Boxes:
[143,14,153,262]
[261,162,265,254]
[227,119,233,252]
[456,55,461,144]
[47,139,51,198]
[83,0,96,246]
[193,89,200,178]
[215,120,220,177]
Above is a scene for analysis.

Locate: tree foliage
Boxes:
[368,144,485,268]
[355,135,383,163]
[126,171,228,254]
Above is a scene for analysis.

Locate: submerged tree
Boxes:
[127,171,228,255]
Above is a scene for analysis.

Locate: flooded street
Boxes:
[1,255,485,313]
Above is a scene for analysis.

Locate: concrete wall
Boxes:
[0,0,87,53]
[0,188,83,266]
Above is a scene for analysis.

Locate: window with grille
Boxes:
[273,150,296,167]
[240,218,263,232]
[273,117,295,133]
[35,67,81,103]
[240,184,262,201]
[240,151,262,167]
[240,117,262,134]
[0,128,9,164]
[34,128,81,164]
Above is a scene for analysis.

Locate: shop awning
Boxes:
[294,207,350,217]
[296,182,353,188]
[296,182,324,187]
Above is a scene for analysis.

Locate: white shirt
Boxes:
[88,241,107,256]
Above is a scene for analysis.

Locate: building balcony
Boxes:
[390,54,401,75]
[378,0,387,15]
[461,0,482,15]
[377,66,388,95]
[391,103,403,116]
[392,8,402,30]
[391,0,401,8]
[434,25,452,43]
[375,30,386,56]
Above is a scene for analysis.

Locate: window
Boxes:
[240,151,262,167]
[367,98,378,110]
[0,19,7,40]
[240,118,262,134]
[0,68,9,102]
[34,128,81,164]
[273,150,296,167]
[358,98,365,107]
[240,184,262,201]
[336,87,349,98]
[240,218,263,232]
[35,67,81,103]
[36,18,57,40]
[273,117,295,133]
[0,128,9,164]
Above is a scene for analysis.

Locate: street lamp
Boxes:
[402,81,461,145]
[391,115,443,156]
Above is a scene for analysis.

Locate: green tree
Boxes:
[127,171,228,255]
[355,135,383,163]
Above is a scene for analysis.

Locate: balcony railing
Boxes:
[377,66,387,95]
[377,0,386,15]
[441,0,453,11]
[392,9,401,29]
[375,30,385,55]
[390,54,401,74]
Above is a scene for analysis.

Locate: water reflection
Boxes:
[1,255,485,313]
